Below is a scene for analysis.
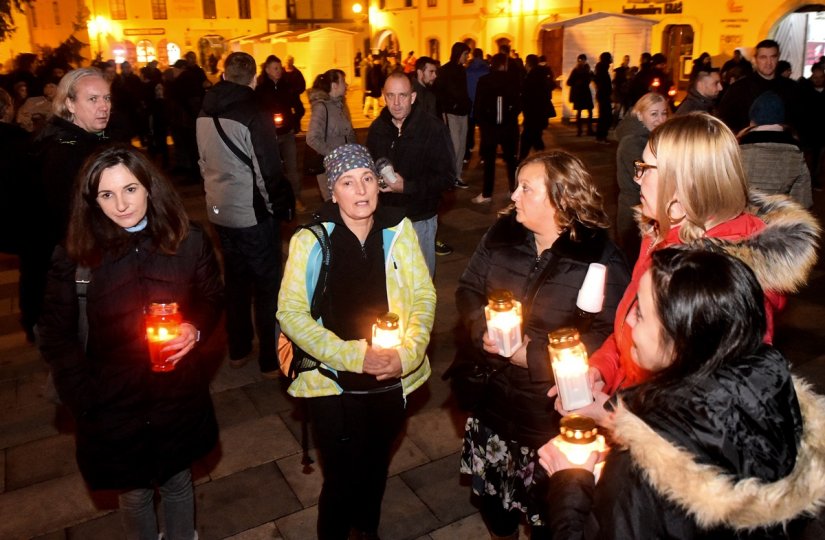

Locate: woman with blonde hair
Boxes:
[554,113,820,415]
[614,92,668,264]
[455,150,630,539]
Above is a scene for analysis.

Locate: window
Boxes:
[31,5,37,27]
[203,0,217,19]
[167,43,182,65]
[238,0,251,19]
[428,38,439,61]
[404,0,413,6]
[110,0,127,20]
[137,40,157,63]
[151,0,167,19]
[427,0,436,6]
[52,2,60,25]
[462,0,473,4]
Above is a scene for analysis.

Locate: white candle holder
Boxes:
[372,312,401,349]
[484,290,523,358]
[548,327,593,410]
[552,414,607,481]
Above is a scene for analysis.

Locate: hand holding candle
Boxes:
[538,414,607,480]
[372,312,402,349]
[548,327,594,410]
[145,302,196,372]
[484,290,523,358]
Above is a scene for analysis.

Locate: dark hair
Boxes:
[525,54,538,68]
[777,60,792,74]
[67,144,190,266]
[414,56,436,72]
[491,53,508,71]
[577,53,587,62]
[224,52,256,85]
[625,248,766,412]
[311,69,346,93]
[756,39,780,53]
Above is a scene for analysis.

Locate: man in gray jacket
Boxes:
[196,52,294,377]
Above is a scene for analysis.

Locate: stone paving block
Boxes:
[0,401,59,450]
[377,476,440,540]
[427,512,488,540]
[243,378,295,416]
[405,408,464,461]
[196,462,301,540]
[0,472,108,538]
[275,505,317,540]
[399,452,477,525]
[5,432,78,490]
[276,448,322,508]
[65,509,121,539]
[225,521,283,540]
[387,434,429,477]
[209,415,301,480]
[212,386,263,429]
[211,359,263,393]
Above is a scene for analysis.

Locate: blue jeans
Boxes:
[412,216,437,279]
[119,468,195,540]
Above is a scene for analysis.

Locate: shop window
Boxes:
[137,40,157,64]
[203,0,217,19]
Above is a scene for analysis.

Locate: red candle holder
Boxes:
[145,302,182,372]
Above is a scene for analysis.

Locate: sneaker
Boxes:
[471,193,492,204]
[454,178,470,189]
[434,240,453,256]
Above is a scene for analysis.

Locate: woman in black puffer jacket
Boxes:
[39,145,223,540]
[456,151,630,540]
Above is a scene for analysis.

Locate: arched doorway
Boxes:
[373,29,400,58]
[662,24,694,91]
[771,4,825,78]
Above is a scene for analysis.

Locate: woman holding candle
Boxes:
[538,248,825,539]
[455,150,630,539]
[570,113,820,417]
[38,145,223,540]
[277,143,435,540]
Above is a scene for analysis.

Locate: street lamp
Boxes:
[87,15,112,58]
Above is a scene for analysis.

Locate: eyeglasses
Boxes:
[633,160,657,179]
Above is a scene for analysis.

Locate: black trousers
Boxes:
[309,387,406,539]
[519,116,547,161]
[596,98,612,140]
[214,216,281,371]
[480,123,519,197]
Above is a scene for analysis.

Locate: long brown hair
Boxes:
[67,144,190,265]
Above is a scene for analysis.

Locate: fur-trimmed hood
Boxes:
[695,191,821,294]
[610,376,825,531]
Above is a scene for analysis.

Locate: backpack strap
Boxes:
[75,266,91,349]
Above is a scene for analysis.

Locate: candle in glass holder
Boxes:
[372,312,401,349]
[145,302,182,372]
[273,113,284,127]
[548,327,593,410]
[552,414,607,481]
[484,290,523,358]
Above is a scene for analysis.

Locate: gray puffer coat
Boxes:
[306,89,356,156]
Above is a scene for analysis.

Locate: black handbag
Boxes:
[304,103,328,175]
[444,257,561,411]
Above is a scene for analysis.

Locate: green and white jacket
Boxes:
[277,215,435,398]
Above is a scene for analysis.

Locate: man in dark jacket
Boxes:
[718,39,801,134]
[465,48,491,162]
[675,68,723,116]
[434,42,471,188]
[367,73,455,277]
[411,56,438,118]
[473,54,521,204]
[196,52,294,377]
[519,54,554,161]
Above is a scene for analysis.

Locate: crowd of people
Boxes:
[1,37,825,540]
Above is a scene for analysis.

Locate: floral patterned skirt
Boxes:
[459,416,544,527]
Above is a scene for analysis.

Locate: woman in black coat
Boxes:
[567,54,594,136]
[538,248,825,539]
[456,151,630,539]
[39,145,223,540]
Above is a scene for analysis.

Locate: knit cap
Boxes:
[749,91,785,126]
[323,143,378,192]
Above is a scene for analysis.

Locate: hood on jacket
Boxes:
[201,80,254,117]
[308,88,333,104]
[695,192,821,294]
[449,42,470,64]
[615,113,649,141]
[610,374,825,530]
